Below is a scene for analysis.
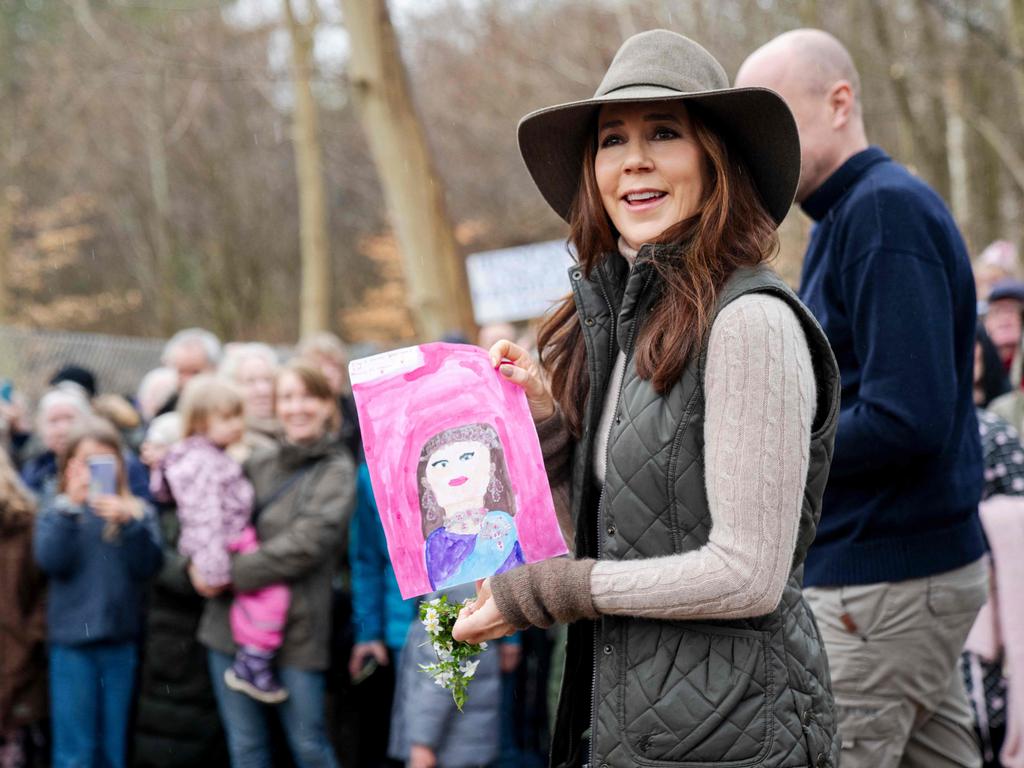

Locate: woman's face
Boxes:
[65,438,119,504]
[41,401,83,456]
[276,371,334,444]
[237,355,275,421]
[424,440,491,512]
[308,353,346,397]
[984,299,1023,361]
[594,101,707,251]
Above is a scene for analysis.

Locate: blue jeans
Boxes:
[49,642,138,768]
[207,650,340,768]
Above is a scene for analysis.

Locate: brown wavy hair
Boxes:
[537,104,779,437]
[0,447,36,527]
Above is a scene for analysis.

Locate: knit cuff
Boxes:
[491,557,599,630]
[535,405,570,460]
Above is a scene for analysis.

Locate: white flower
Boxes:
[422,607,441,634]
[460,659,480,678]
[428,598,441,607]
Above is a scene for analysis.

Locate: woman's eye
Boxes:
[459,452,475,461]
[599,134,623,148]
[653,126,680,140]
[431,459,448,468]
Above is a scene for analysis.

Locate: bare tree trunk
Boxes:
[797,0,820,27]
[339,0,475,342]
[1007,0,1024,129]
[868,0,919,170]
[0,188,15,324]
[284,0,332,338]
[143,67,175,334]
[916,0,951,201]
[943,75,970,242]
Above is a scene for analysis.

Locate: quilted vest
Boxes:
[550,246,842,768]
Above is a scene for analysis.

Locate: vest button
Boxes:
[802,710,813,726]
[606,524,616,536]
[603,644,613,655]
[572,270,582,281]
[815,754,828,768]
[584,317,595,327]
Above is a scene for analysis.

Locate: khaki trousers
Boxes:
[806,558,988,768]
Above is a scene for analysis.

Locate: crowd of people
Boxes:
[0,328,549,768]
[4,21,1024,768]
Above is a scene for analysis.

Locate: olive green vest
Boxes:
[551,246,841,768]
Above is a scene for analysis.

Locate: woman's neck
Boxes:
[618,236,640,267]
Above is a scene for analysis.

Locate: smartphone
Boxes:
[351,656,379,686]
[0,379,12,403]
[88,456,118,497]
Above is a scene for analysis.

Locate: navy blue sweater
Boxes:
[34,497,163,646]
[799,147,985,586]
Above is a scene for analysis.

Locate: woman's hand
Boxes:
[188,563,228,598]
[408,744,437,768]
[452,578,516,644]
[488,340,555,422]
[64,457,91,506]
[91,495,140,526]
[139,441,169,469]
[349,640,389,679]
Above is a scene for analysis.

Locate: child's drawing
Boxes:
[419,423,525,589]
[350,343,567,598]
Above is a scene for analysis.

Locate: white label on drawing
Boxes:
[349,346,426,385]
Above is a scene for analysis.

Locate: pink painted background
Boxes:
[351,343,567,599]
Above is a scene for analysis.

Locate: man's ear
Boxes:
[828,80,857,129]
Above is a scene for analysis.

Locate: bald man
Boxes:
[738,31,986,768]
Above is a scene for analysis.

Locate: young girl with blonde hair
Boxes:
[157,374,291,704]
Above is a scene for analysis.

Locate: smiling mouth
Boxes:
[623,190,667,209]
[448,476,469,487]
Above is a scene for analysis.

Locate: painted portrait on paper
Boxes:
[419,423,525,589]
[350,343,567,598]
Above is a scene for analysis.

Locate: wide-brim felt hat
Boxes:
[518,29,800,227]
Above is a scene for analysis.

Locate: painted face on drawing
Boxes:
[424,440,491,511]
[595,101,706,250]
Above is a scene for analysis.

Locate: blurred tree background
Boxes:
[0,0,1020,344]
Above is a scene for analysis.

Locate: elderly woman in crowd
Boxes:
[219,343,281,462]
[20,387,92,503]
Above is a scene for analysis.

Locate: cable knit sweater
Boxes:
[491,255,817,628]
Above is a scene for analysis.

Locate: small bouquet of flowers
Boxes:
[418,595,487,711]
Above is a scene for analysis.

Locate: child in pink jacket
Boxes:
[155,375,290,704]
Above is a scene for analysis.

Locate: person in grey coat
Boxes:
[389,584,501,768]
[192,361,356,768]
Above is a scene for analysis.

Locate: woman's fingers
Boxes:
[452,596,515,644]
[489,339,556,421]
[489,340,528,368]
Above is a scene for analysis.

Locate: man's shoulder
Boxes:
[842,159,944,219]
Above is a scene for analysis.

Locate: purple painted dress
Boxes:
[425,510,525,589]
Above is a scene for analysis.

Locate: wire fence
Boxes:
[0,325,383,409]
[0,325,165,404]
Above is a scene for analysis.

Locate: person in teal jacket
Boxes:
[347,463,417,765]
[349,463,417,672]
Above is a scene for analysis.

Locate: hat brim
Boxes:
[517,85,800,227]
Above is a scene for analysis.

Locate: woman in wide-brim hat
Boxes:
[453,29,842,768]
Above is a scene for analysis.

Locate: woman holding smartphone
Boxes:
[33,418,163,768]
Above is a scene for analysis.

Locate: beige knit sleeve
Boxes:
[589,294,816,620]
